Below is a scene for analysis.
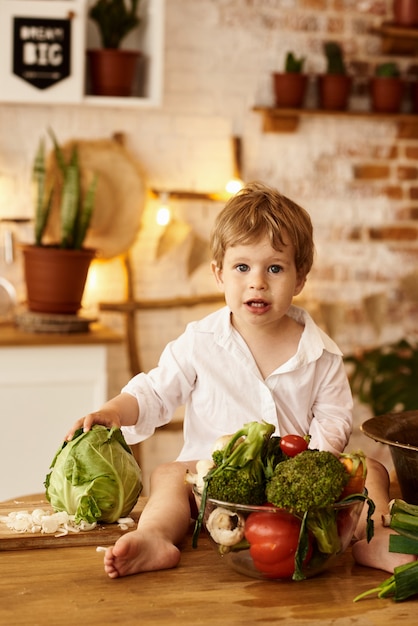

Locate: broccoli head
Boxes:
[206,466,266,505]
[266,449,348,512]
[206,420,275,505]
[192,420,275,547]
[266,449,349,554]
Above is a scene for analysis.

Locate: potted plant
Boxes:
[22,130,98,315]
[272,52,308,108]
[87,0,142,97]
[393,0,418,27]
[318,42,352,110]
[345,338,418,415]
[370,62,404,113]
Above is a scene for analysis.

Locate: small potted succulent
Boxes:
[87,0,142,97]
[370,62,403,113]
[272,52,308,108]
[22,130,98,315]
[319,42,352,110]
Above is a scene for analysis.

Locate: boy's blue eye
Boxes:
[269,265,282,274]
[236,264,249,272]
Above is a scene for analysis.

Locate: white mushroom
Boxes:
[185,458,215,493]
[206,506,245,547]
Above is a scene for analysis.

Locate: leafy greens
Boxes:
[45,426,142,524]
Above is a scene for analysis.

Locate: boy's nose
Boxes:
[250,271,267,290]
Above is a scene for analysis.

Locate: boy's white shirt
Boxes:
[121,305,353,460]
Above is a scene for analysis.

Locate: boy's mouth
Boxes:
[245,299,269,309]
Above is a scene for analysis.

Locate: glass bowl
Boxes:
[194,489,365,581]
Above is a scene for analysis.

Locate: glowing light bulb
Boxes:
[225,177,244,195]
[156,206,171,225]
[156,192,171,225]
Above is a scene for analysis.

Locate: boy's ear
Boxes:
[294,273,306,296]
[211,261,225,291]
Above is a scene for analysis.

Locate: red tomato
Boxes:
[245,510,312,579]
[279,434,309,457]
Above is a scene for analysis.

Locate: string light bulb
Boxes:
[156,192,171,226]
[225,177,244,195]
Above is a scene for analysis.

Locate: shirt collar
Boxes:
[196,304,342,371]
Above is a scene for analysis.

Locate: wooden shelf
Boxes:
[253,106,418,132]
[372,21,418,55]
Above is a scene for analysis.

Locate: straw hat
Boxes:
[44,137,146,259]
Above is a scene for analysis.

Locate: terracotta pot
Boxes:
[272,73,308,108]
[393,0,418,26]
[87,49,140,97]
[370,77,404,113]
[412,80,418,112]
[318,75,352,110]
[22,245,95,314]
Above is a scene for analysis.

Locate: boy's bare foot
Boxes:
[352,525,416,574]
[103,529,181,578]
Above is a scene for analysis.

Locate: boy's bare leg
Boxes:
[103,461,195,578]
[352,457,416,573]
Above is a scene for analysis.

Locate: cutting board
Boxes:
[0,495,145,551]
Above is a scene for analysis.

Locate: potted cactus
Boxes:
[22,130,98,315]
[87,0,142,97]
[319,42,352,110]
[370,62,403,113]
[272,52,308,108]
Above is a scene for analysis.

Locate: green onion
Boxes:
[389,534,418,555]
[353,560,418,603]
[353,498,418,603]
[389,500,418,540]
[391,500,418,517]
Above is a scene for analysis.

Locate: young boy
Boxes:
[66,182,414,578]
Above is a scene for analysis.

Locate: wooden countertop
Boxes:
[0,322,122,347]
[1,496,417,626]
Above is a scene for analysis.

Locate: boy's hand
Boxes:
[65,410,121,441]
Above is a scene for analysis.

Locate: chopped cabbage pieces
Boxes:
[0,508,97,535]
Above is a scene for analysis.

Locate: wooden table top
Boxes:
[1,496,417,625]
[0,321,122,347]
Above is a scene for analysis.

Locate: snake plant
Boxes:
[33,130,97,250]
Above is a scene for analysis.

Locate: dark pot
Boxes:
[87,49,140,97]
[318,75,352,110]
[272,73,308,108]
[362,411,418,504]
[371,77,404,113]
[22,245,95,315]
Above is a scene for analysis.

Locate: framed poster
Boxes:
[0,0,85,103]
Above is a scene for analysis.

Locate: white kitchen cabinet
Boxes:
[0,0,164,107]
[0,325,121,501]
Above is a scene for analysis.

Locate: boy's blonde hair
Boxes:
[210,181,314,277]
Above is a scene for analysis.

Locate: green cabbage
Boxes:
[45,425,142,524]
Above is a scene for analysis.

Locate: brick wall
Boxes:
[0,0,415,481]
